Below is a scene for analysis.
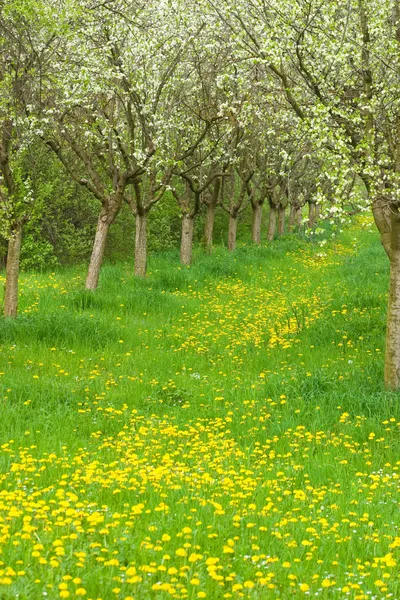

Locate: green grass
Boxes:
[0,220,399,600]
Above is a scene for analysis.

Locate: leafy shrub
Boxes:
[21,235,59,271]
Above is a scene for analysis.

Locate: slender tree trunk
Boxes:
[204,178,221,254]
[204,202,216,254]
[135,212,147,277]
[180,214,194,266]
[385,211,400,389]
[296,206,303,228]
[268,205,277,241]
[289,204,297,231]
[228,214,238,251]
[278,206,286,236]
[86,212,112,291]
[252,203,263,245]
[4,223,22,318]
[308,202,317,228]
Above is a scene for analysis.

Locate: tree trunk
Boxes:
[228,214,238,251]
[180,214,194,266]
[289,204,297,231]
[86,213,112,291]
[308,202,317,228]
[373,198,391,258]
[268,205,277,241]
[385,212,400,389]
[135,212,147,277]
[252,203,263,245]
[278,206,286,236]
[204,202,216,254]
[296,206,303,228]
[4,223,22,318]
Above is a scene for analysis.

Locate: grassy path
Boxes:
[1,223,400,599]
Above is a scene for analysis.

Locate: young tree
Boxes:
[202,176,221,253]
[0,0,57,317]
[266,188,279,242]
[169,19,232,265]
[249,169,267,245]
[246,137,272,245]
[220,163,253,251]
[286,157,318,231]
[173,163,223,265]
[45,0,195,285]
[126,171,173,277]
[277,194,287,237]
[288,193,305,231]
[265,172,290,242]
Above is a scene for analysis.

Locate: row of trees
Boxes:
[0,1,332,298]
[1,0,399,388]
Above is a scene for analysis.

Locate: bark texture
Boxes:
[203,178,221,254]
[278,206,286,236]
[85,212,112,290]
[308,201,317,228]
[204,203,216,254]
[268,205,277,241]
[228,215,238,251]
[135,213,147,277]
[373,198,391,258]
[289,204,297,231]
[385,211,400,389]
[4,223,22,318]
[180,215,194,266]
[296,206,303,228]
[251,203,263,245]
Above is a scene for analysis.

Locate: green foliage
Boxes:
[20,235,59,271]
[16,146,98,267]
[148,191,182,252]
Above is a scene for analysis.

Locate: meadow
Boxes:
[1,220,399,600]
